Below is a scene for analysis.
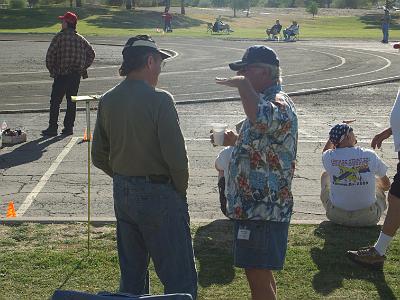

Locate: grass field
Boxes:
[1,5,400,40]
[0,222,399,299]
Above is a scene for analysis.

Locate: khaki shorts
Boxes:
[320,175,387,227]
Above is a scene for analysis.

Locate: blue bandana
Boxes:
[329,123,352,146]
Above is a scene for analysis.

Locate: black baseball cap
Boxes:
[229,45,279,71]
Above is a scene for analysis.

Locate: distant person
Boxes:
[216,45,298,300]
[91,35,197,298]
[321,123,390,227]
[266,19,282,39]
[381,8,390,43]
[283,20,299,41]
[42,11,95,137]
[213,15,225,32]
[162,8,173,32]
[347,89,400,270]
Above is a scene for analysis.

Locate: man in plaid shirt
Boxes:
[42,11,95,136]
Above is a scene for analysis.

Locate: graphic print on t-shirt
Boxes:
[332,158,370,186]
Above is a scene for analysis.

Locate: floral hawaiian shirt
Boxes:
[226,84,298,222]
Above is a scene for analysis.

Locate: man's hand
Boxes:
[215,76,247,88]
[371,128,392,149]
[322,140,335,152]
[210,129,238,147]
[216,76,258,123]
[224,130,238,146]
[342,119,356,124]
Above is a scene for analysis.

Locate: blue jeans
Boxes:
[113,174,197,299]
[382,23,389,43]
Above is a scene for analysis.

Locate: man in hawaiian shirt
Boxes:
[216,45,298,300]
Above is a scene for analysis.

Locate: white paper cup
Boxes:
[212,123,227,146]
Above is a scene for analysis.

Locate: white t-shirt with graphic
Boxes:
[215,146,234,196]
[390,88,400,152]
[322,147,388,211]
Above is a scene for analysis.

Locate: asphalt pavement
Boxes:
[1,35,399,224]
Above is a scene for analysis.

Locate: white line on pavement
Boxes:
[184,138,382,143]
[16,137,79,216]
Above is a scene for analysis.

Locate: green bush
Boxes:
[9,0,26,8]
[332,0,368,8]
[198,0,211,6]
[211,0,229,7]
[39,0,66,5]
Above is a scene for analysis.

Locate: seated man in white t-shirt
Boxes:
[321,123,391,226]
[347,88,400,269]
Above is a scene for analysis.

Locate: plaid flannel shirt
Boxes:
[46,28,95,78]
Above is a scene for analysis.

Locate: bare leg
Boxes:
[382,193,400,237]
[245,268,276,300]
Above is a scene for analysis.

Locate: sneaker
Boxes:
[41,127,57,136]
[346,246,386,270]
[61,128,73,136]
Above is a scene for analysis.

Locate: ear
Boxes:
[146,54,156,69]
[262,67,270,79]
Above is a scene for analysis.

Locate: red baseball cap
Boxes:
[58,12,78,24]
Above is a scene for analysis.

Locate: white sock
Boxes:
[374,232,393,256]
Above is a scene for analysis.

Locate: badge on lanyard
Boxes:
[237,226,251,240]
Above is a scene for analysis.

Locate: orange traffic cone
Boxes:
[6,201,16,218]
[83,128,92,142]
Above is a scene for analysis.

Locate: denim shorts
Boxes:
[233,220,289,270]
[389,154,400,199]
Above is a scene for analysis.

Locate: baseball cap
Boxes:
[329,123,353,146]
[122,35,171,60]
[229,45,279,71]
[58,12,78,25]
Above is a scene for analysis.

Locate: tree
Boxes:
[307,1,318,18]
[165,0,171,11]
[230,0,248,17]
[181,0,185,14]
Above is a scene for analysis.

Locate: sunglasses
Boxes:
[238,64,265,73]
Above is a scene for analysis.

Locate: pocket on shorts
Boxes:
[235,221,268,250]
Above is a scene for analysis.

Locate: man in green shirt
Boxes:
[91,35,197,299]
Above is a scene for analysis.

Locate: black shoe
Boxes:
[346,246,386,270]
[61,128,73,136]
[41,127,58,136]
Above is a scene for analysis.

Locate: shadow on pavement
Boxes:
[359,13,400,30]
[0,135,67,170]
[87,10,204,29]
[193,219,235,287]
[311,221,396,299]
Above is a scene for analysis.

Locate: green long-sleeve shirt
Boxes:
[91,79,189,196]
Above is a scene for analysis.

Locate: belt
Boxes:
[135,175,171,184]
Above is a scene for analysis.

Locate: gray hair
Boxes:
[254,63,282,84]
[267,64,282,84]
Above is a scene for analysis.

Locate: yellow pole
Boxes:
[86,100,91,253]
[71,95,100,254]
